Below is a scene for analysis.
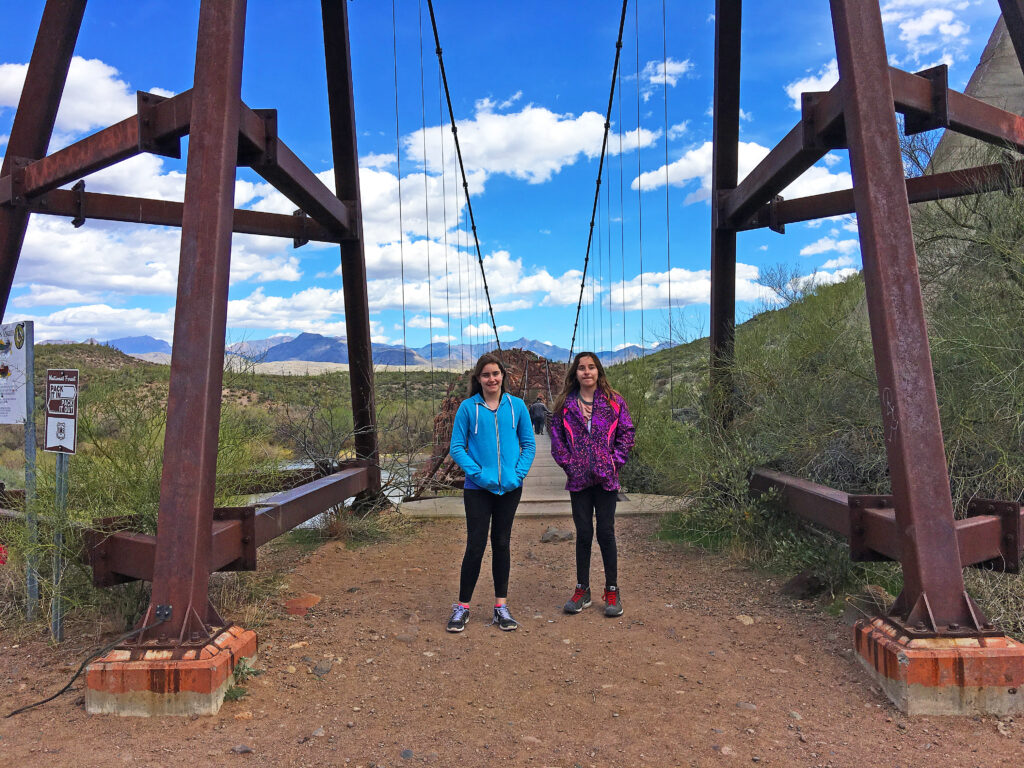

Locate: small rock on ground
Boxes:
[540,526,573,543]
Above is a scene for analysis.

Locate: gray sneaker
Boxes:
[446,603,469,633]
[564,584,592,614]
[491,604,518,631]
[603,586,623,617]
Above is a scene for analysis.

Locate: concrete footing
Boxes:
[85,625,257,716]
[854,617,1024,715]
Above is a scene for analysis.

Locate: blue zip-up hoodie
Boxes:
[449,392,536,495]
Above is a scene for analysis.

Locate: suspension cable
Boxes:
[567,0,630,362]
[427,0,502,357]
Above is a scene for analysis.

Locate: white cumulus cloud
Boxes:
[784,59,839,111]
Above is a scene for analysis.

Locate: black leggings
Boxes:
[459,487,522,603]
[570,485,618,588]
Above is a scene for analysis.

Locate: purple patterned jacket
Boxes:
[549,389,635,492]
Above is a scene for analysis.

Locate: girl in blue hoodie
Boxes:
[446,353,536,632]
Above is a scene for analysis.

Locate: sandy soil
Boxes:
[2,516,1022,767]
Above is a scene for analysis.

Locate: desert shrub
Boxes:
[1,377,285,635]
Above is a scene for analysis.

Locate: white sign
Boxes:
[44,369,79,454]
[0,322,30,424]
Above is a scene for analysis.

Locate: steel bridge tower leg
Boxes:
[141,0,248,646]
[709,0,741,423]
[322,0,381,490]
[830,0,975,632]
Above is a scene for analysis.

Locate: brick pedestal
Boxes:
[85,625,257,716]
[854,617,1024,715]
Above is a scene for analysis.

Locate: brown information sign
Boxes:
[44,369,79,454]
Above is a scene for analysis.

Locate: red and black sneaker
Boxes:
[563,584,592,614]
[603,586,623,617]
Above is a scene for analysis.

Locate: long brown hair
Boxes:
[467,353,509,398]
[553,351,620,415]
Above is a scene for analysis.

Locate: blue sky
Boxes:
[0,1,1003,351]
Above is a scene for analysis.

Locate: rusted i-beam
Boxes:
[738,158,1024,230]
[830,0,978,632]
[709,0,741,420]
[10,188,346,242]
[139,0,249,646]
[720,64,1024,232]
[0,0,85,316]
[88,467,371,587]
[323,0,380,483]
[750,469,1024,576]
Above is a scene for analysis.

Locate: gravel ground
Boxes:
[2,515,1022,767]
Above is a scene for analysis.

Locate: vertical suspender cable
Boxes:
[662,0,673,404]
[392,0,410,416]
[567,0,630,362]
[427,0,503,358]
[591,243,598,353]
[602,143,610,348]
[597,168,604,355]
[437,67,453,374]
[418,0,436,413]
[454,162,466,368]
[635,0,645,358]
[617,63,627,355]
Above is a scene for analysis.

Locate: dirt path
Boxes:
[2,516,1022,767]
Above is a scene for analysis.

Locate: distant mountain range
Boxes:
[99,333,653,367]
[104,335,172,354]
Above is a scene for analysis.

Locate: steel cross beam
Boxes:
[720,65,1024,232]
[11,188,346,243]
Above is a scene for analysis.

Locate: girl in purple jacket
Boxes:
[549,351,635,617]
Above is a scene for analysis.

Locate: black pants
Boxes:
[569,485,618,588]
[459,486,522,603]
[532,417,544,434]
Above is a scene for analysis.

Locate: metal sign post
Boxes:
[52,452,68,641]
[44,368,77,642]
[0,321,36,618]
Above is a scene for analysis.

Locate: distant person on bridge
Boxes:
[550,351,635,618]
[529,395,551,435]
[446,353,536,633]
